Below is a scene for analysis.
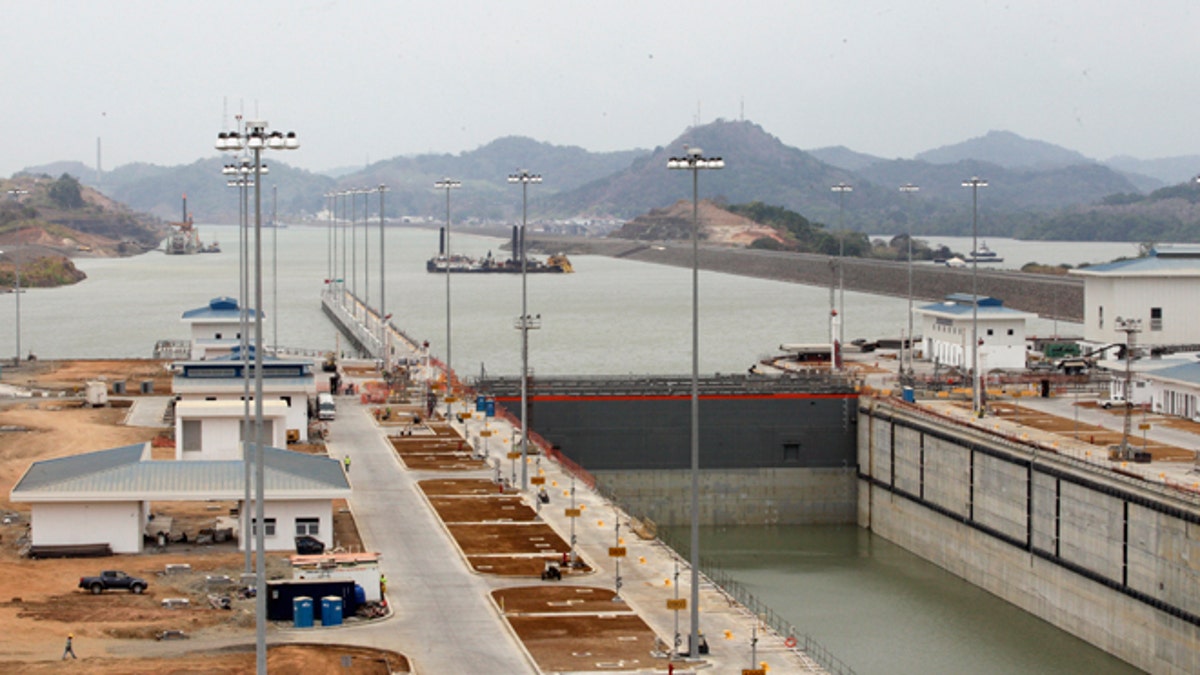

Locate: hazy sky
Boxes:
[3,1,1196,177]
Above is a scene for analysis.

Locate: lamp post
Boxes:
[436,178,461,377]
[222,159,260,576]
[326,192,335,288]
[271,184,278,353]
[216,121,298,675]
[667,146,724,659]
[962,177,988,416]
[900,183,920,379]
[377,185,389,366]
[831,182,852,366]
[507,170,541,492]
[5,188,27,365]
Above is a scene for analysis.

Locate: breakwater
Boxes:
[526,235,1084,322]
[857,398,1200,675]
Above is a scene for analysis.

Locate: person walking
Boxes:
[62,633,77,660]
[343,455,351,473]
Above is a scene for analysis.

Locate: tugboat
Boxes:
[965,241,1003,263]
[164,194,205,255]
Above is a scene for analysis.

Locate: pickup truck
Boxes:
[79,570,148,594]
[1100,395,1129,409]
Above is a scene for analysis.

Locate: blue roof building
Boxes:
[915,294,1035,371]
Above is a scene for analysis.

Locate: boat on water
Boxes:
[965,241,1003,263]
[426,250,572,274]
[164,194,208,255]
[426,224,572,274]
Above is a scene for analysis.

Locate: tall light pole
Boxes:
[667,146,724,659]
[217,121,298,675]
[271,184,278,353]
[831,182,852,366]
[340,190,349,295]
[507,170,541,492]
[222,159,260,576]
[326,192,335,287]
[962,177,988,416]
[361,188,370,309]
[900,183,920,379]
[436,178,461,377]
[4,188,27,365]
[377,185,390,367]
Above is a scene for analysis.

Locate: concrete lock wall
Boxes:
[857,399,1200,675]
[594,467,857,526]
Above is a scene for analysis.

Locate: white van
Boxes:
[317,392,336,420]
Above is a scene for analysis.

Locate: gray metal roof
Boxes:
[11,444,349,502]
[1146,360,1200,387]
[1071,245,1200,277]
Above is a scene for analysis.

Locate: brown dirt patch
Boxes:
[494,586,664,672]
[0,642,409,674]
[468,556,592,577]
[419,478,509,497]
[427,495,538,523]
[3,359,173,395]
[447,523,570,556]
[984,402,1196,462]
[332,499,364,551]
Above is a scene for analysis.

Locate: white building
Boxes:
[916,294,1035,371]
[174,400,289,460]
[1140,360,1200,420]
[10,443,350,554]
[1069,245,1200,358]
[181,296,262,361]
[172,348,317,444]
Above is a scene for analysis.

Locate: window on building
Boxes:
[296,518,320,536]
[1150,307,1163,331]
[783,442,800,463]
[215,332,222,340]
[251,518,277,537]
[181,420,201,452]
[986,328,994,336]
[1007,329,1014,336]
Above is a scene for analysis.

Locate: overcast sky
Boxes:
[2,1,1196,178]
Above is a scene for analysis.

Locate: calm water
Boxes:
[0,227,1141,673]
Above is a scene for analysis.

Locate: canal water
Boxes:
[0,225,1144,673]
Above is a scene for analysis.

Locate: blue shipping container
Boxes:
[293,596,314,628]
[321,595,343,626]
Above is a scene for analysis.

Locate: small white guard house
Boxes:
[172,347,317,443]
[10,442,350,554]
[181,296,262,361]
[916,294,1035,371]
[1069,245,1200,357]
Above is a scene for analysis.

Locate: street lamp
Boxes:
[507,170,541,492]
[377,185,390,367]
[6,188,29,365]
[962,176,988,416]
[831,182,852,366]
[667,146,724,659]
[435,178,461,378]
[900,183,920,379]
[216,121,298,675]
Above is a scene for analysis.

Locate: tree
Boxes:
[48,173,84,209]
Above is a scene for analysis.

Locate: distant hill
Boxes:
[1103,154,1194,187]
[806,146,886,171]
[21,121,1200,242]
[915,130,1093,169]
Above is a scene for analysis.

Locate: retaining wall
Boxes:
[858,398,1200,674]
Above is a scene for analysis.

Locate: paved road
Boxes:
[319,392,533,674]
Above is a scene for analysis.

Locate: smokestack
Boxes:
[182,194,188,223]
[439,227,445,255]
[512,225,519,262]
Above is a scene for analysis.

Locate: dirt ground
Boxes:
[0,363,375,670]
[427,495,538,522]
[493,586,665,673]
[3,359,175,396]
[976,401,1196,462]
[0,642,409,674]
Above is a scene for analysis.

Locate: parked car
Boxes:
[79,570,148,594]
[294,535,326,555]
[1099,395,1129,409]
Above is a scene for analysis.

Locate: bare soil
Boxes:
[979,401,1196,462]
[494,586,664,672]
[427,495,538,522]
[447,523,571,556]
[0,643,409,674]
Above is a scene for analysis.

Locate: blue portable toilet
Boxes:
[293,596,313,628]
[353,584,366,606]
[476,395,486,412]
[902,386,915,403]
[321,595,344,626]
[485,398,495,417]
